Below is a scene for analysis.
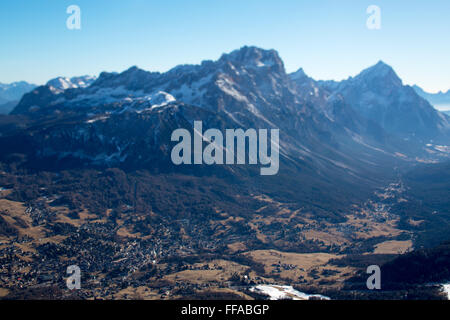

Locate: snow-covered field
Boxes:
[250,285,330,300]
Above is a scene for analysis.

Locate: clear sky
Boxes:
[1,0,449,93]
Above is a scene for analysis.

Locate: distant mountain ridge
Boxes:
[0,81,37,114]
[413,85,450,111]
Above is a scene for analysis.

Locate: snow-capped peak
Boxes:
[46,75,96,93]
[290,68,309,81]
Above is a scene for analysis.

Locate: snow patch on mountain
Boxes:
[0,81,37,100]
[47,76,97,93]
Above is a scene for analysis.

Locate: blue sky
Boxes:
[1,0,449,93]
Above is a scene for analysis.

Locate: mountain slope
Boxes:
[0,101,19,115]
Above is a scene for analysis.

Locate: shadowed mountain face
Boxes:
[0,101,18,115]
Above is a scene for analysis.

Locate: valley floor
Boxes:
[1,171,447,300]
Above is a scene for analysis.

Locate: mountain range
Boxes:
[7,47,450,171]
